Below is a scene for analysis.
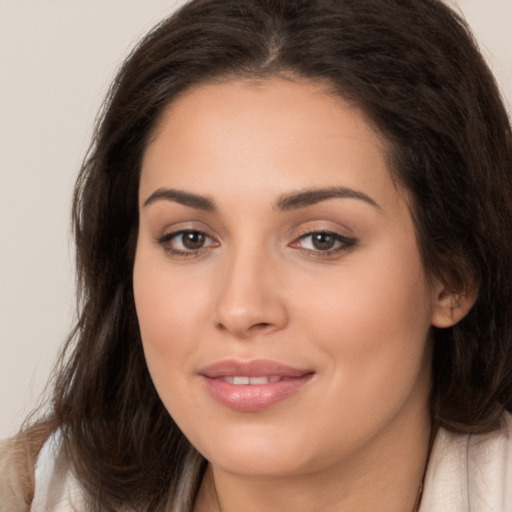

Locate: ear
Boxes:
[431,280,477,328]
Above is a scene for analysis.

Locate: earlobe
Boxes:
[431,283,476,328]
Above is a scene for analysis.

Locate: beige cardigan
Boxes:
[2,413,512,511]
[0,436,35,512]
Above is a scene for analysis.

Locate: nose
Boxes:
[214,244,288,339]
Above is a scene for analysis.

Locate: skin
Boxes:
[133,77,470,512]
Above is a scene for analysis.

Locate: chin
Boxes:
[191,424,315,477]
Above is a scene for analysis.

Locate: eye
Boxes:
[291,231,356,256]
[157,229,217,256]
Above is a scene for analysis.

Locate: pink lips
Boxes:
[199,359,314,412]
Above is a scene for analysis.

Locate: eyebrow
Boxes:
[142,185,380,212]
[275,186,381,211]
[143,188,216,211]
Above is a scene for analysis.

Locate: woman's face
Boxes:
[134,78,443,478]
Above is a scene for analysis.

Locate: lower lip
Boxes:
[201,374,314,412]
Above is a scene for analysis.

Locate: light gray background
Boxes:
[1,0,511,439]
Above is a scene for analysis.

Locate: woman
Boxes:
[2,0,512,510]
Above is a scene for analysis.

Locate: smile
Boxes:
[199,359,315,412]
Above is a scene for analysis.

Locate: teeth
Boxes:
[233,376,250,385]
[222,376,281,385]
[249,376,269,385]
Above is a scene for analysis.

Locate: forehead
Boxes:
[140,78,401,211]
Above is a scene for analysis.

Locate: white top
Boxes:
[30,414,512,511]
[30,433,87,512]
[421,413,512,511]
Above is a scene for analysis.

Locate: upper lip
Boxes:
[199,359,314,378]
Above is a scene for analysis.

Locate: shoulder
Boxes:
[29,430,88,512]
[0,428,87,512]
[421,412,512,511]
[0,435,37,512]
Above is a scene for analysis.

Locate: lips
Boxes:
[199,359,314,412]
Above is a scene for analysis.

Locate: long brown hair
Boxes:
[24,0,512,509]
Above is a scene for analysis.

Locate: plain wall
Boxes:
[1,0,511,439]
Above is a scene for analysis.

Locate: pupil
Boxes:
[182,231,205,250]
[312,233,335,250]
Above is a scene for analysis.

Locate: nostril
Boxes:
[215,320,274,336]
[215,321,227,331]
[249,322,272,332]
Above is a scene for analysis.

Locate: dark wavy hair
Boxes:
[26,0,512,509]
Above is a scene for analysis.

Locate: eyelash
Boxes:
[156,229,357,259]
[156,230,218,258]
[291,231,357,257]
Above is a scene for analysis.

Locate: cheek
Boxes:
[133,246,207,388]
[295,239,434,409]
[133,253,214,436]
[134,237,214,329]
[318,265,432,348]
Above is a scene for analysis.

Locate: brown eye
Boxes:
[311,233,336,251]
[157,229,217,256]
[181,231,207,250]
[291,230,357,256]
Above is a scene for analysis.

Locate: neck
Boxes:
[194,409,432,512]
